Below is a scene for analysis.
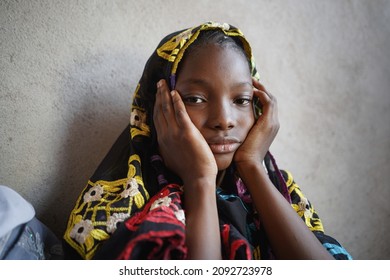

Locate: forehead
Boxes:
[176,44,252,85]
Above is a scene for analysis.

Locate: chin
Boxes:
[215,154,234,171]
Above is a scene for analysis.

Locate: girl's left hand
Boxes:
[234,79,279,167]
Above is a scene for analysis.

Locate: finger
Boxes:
[252,78,269,95]
[158,80,177,127]
[252,80,277,115]
[252,78,276,104]
[254,90,278,122]
[252,88,279,133]
[170,90,192,128]
[253,88,271,111]
[153,80,167,131]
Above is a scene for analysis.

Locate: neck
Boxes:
[216,170,226,188]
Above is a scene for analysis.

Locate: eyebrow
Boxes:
[232,81,253,89]
[179,78,210,87]
[178,78,252,89]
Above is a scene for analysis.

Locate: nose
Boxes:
[209,100,235,130]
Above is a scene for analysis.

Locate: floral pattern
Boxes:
[209,21,230,30]
[106,213,130,233]
[174,209,185,224]
[121,178,140,198]
[130,108,146,128]
[70,218,93,244]
[174,28,194,43]
[150,196,172,211]
[83,184,103,203]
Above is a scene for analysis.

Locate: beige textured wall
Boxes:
[1,0,389,259]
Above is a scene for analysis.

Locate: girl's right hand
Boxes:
[154,80,222,260]
[153,79,218,185]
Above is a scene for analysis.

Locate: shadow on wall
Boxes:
[37,50,136,238]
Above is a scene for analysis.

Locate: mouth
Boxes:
[207,136,241,154]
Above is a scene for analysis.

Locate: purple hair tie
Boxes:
[170,74,176,89]
[151,155,163,162]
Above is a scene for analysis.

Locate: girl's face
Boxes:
[175,44,255,170]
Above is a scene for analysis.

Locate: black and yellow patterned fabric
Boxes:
[63,22,352,260]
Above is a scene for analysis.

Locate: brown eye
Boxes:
[234,97,252,106]
[183,96,205,104]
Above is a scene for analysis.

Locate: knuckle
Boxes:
[175,108,185,118]
[175,109,187,125]
[171,95,182,106]
[161,103,170,113]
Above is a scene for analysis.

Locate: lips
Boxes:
[207,136,241,154]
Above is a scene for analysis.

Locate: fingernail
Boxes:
[157,80,163,88]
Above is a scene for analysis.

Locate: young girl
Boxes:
[63,22,352,260]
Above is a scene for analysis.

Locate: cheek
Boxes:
[185,109,204,131]
[239,112,255,136]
